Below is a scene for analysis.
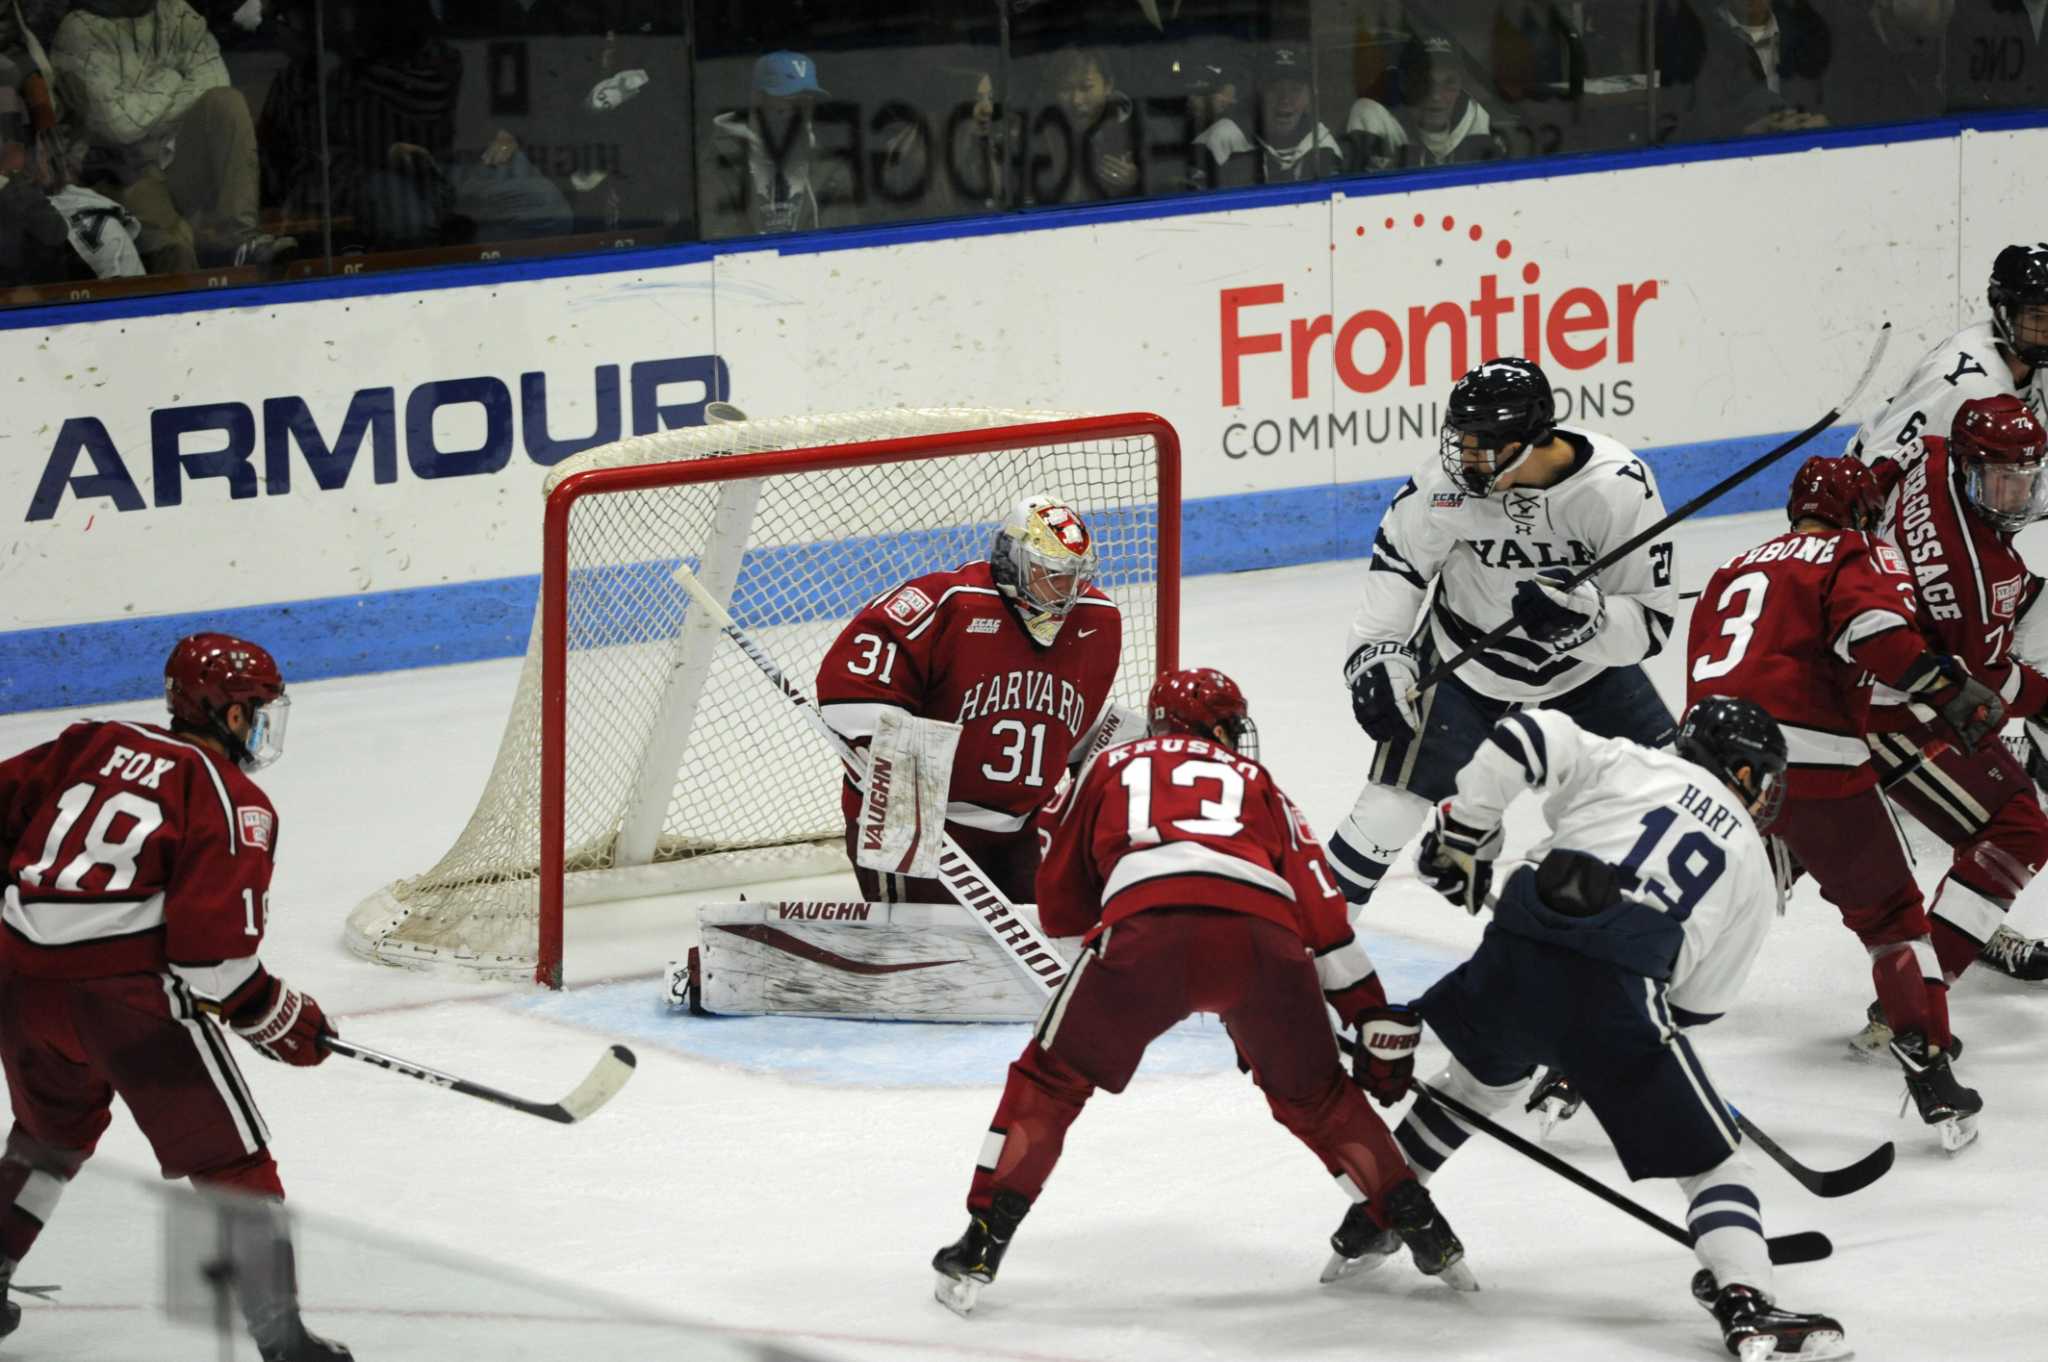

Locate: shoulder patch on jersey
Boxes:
[1995,574,2025,619]
[1873,543,1908,576]
[1431,491,1465,509]
[883,585,935,626]
[238,806,274,852]
[966,616,1002,635]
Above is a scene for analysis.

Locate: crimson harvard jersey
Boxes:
[817,561,1122,835]
[1687,530,1925,797]
[0,721,277,980]
[1035,736,1376,1002]
[1885,435,2048,719]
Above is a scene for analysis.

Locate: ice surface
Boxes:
[5,509,2047,1360]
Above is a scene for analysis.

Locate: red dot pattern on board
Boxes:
[1413,213,1425,226]
[1355,225,1365,236]
[1442,215,1455,231]
[1468,225,1483,241]
[1495,239,1513,259]
[1523,262,1541,284]
[1347,214,1537,283]
[1384,217,1395,228]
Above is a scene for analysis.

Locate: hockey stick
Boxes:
[1729,1107,1894,1198]
[1411,324,1892,695]
[323,1037,637,1125]
[1421,1084,1833,1266]
[670,563,1069,995]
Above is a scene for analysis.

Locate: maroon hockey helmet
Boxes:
[1148,667,1258,760]
[1952,395,2048,532]
[1785,455,1881,532]
[165,632,290,770]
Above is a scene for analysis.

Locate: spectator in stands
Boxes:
[253,0,323,228]
[940,68,1014,212]
[1945,0,2048,111]
[1172,48,1241,190]
[0,53,144,286]
[1822,0,1947,125]
[707,49,852,236]
[1027,45,1139,203]
[1190,45,1341,188]
[325,2,464,252]
[0,2,69,77]
[52,0,294,272]
[1344,35,1507,170]
[1654,0,1832,142]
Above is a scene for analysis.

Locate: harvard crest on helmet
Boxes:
[164,632,291,771]
[1675,696,1787,825]
[1148,667,1258,760]
[990,496,1098,646]
[1951,394,2048,532]
[1989,243,2048,368]
[1440,358,1557,495]
[1786,455,1881,532]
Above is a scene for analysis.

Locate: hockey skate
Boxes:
[1890,1031,1982,1154]
[1849,1000,1964,1064]
[931,1190,1029,1316]
[1692,1270,1847,1360]
[1978,924,2048,981]
[1320,1200,1401,1283]
[1384,1180,1477,1292]
[1525,1068,1582,1138]
[256,1322,353,1361]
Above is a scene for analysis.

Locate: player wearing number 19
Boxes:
[817,496,1124,903]
[0,634,348,1361]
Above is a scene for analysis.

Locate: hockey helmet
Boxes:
[1675,696,1787,827]
[1989,244,2048,368]
[165,632,290,771]
[1952,394,2048,533]
[1785,455,1882,532]
[1440,358,1556,496]
[1148,667,1258,760]
[990,495,1098,646]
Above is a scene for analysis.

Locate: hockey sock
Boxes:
[1868,939,1949,1048]
[1393,1089,1474,1183]
[968,1042,1092,1214]
[0,1128,87,1267]
[1680,1153,1770,1297]
[1327,831,1394,908]
[1330,788,1427,909]
[191,1150,286,1201]
[1266,1071,1411,1207]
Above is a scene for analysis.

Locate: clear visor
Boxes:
[1966,459,2048,530]
[241,693,290,771]
[1749,764,1785,830]
[1019,545,1095,619]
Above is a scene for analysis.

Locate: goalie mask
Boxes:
[165,632,291,772]
[1952,394,2048,533]
[990,496,1098,646]
[1440,358,1556,496]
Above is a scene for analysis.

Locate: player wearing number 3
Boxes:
[817,496,1125,903]
[0,634,347,1360]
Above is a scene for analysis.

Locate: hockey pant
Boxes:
[0,971,286,1277]
[1867,728,2048,979]
[1328,641,1676,909]
[842,818,1037,905]
[965,907,1414,1227]
[1772,786,1950,1047]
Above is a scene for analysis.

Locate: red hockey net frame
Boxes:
[533,414,1182,986]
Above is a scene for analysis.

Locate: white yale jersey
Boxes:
[1452,710,1776,1023]
[1851,320,2048,470]
[1346,427,1679,704]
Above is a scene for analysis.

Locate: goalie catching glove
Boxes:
[1511,567,1606,653]
[1343,641,1419,740]
[856,709,963,879]
[221,967,334,1066]
[1416,802,1503,914]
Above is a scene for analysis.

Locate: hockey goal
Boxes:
[345,409,1181,986]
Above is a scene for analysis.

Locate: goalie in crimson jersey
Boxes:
[0,634,347,1360]
[817,495,1125,903]
[1686,455,2001,1149]
[927,668,1468,1316]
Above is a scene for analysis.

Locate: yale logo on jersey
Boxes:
[1431,492,1465,510]
[1994,574,2025,619]
[1468,539,1596,570]
[966,616,1002,635]
[238,806,274,852]
[885,586,934,626]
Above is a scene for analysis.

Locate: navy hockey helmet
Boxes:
[1149,667,1258,761]
[1676,696,1787,827]
[1989,244,2048,368]
[1440,358,1556,496]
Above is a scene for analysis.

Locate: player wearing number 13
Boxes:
[817,496,1123,903]
[0,634,347,1361]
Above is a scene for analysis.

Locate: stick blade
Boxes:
[552,1044,637,1123]
[1766,1231,1833,1266]
[1814,1140,1894,1197]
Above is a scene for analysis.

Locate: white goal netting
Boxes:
[345,408,1171,980]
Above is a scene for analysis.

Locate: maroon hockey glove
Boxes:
[1350,1006,1421,1106]
[1898,653,2005,753]
[227,970,335,1067]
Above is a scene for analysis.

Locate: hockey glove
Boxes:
[227,970,334,1067]
[1511,568,1606,652]
[1899,653,2006,753]
[1416,802,1502,914]
[1349,1006,1422,1106]
[1344,641,1420,741]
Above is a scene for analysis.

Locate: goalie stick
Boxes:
[1730,1107,1895,1199]
[670,562,1068,996]
[1411,323,1893,695]
[323,1037,637,1125]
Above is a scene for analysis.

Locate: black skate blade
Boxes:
[1765,1232,1832,1266]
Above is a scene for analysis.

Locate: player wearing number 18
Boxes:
[0,634,347,1360]
[817,496,1125,903]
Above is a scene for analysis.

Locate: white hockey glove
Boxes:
[1415,801,1502,914]
[1511,568,1606,653]
[856,710,961,879]
[1344,641,1420,741]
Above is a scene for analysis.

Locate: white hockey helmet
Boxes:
[990,496,1098,646]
